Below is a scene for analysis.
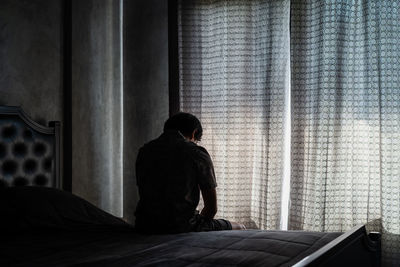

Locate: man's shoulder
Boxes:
[194,144,209,152]
[190,144,209,155]
[187,145,213,165]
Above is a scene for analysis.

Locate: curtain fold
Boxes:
[179,0,290,229]
[72,0,123,217]
[290,1,399,265]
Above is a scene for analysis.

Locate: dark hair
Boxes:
[164,112,203,141]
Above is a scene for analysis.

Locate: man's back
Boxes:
[134,130,216,234]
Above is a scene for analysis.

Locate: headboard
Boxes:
[0,106,60,189]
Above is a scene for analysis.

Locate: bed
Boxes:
[0,106,381,266]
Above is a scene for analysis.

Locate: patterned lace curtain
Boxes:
[179,0,399,265]
[290,1,399,265]
[178,0,290,229]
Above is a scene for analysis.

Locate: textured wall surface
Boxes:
[0,0,169,222]
[0,0,63,125]
[72,0,123,216]
[123,0,169,223]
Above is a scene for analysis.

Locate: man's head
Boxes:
[164,112,203,142]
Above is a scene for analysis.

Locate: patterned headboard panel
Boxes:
[0,106,60,189]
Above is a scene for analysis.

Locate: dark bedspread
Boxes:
[0,186,342,266]
[1,229,341,267]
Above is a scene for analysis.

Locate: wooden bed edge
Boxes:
[292,224,381,267]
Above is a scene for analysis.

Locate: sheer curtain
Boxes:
[178,0,399,265]
[290,1,399,265]
[178,0,290,229]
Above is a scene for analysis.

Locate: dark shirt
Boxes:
[134,130,217,234]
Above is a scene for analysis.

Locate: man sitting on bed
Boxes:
[134,112,245,234]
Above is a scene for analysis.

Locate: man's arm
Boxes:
[200,187,217,219]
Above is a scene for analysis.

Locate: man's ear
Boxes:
[191,129,197,141]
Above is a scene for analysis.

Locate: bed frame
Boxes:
[0,106,60,189]
[294,225,381,266]
[0,106,381,266]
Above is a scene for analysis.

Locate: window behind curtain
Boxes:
[178,0,400,264]
[178,0,290,229]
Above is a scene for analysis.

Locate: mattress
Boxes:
[1,228,341,266]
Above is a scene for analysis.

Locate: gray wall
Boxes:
[0,0,169,223]
[123,0,169,223]
[72,0,123,217]
[0,0,63,125]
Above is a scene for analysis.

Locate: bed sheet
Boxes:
[1,229,341,267]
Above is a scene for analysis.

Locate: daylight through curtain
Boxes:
[290,1,400,265]
[178,0,399,265]
[178,0,290,229]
